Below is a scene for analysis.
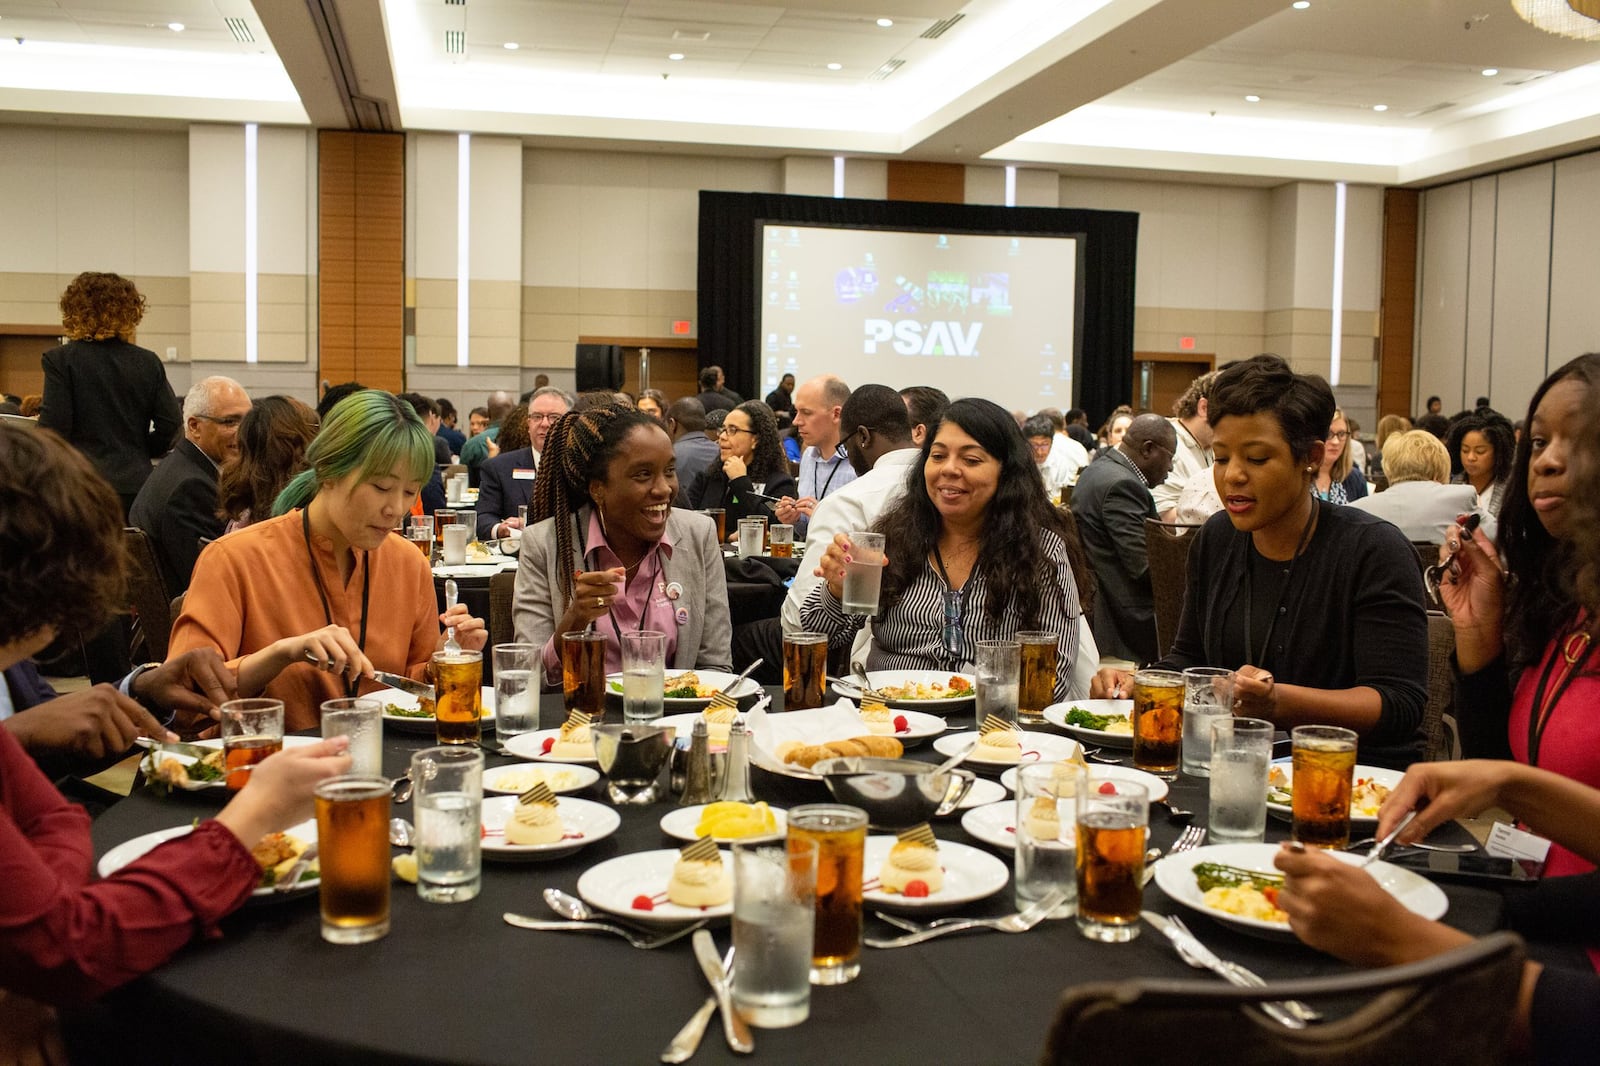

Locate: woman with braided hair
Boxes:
[512,403,732,684]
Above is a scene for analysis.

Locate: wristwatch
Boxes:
[125,661,174,723]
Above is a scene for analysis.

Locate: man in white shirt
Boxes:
[776,374,856,538]
[1024,414,1075,501]
[1037,407,1089,485]
[782,385,919,638]
[1153,370,1216,521]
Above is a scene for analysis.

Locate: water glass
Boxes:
[975,639,1021,729]
[768,523,795,558]
[1291,725,1359,849]
[441,524,469,565]
[320,698,382,776]
[620,630,667,724]
[411,746,484,903]
[732,837,819,1029]
[840,531,885,616]
[220,698,284,791]
[787,804,867,986]
[458,510,478,544]
[1016,631,1058,725]
[1180,667,1235,777]
[517,504,528,529]
[492,643,537,741]
[315,775,391,944]
[1075,776,1148,942]
[738,517,765,559]
[1208,717,1273,844]
[1014,762,1080,918]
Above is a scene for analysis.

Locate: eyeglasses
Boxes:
[529,412,563,424]
[194,414,244,428]
[718,425,756,438]
[1328,430,1350,441]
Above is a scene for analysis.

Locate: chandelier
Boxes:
[1512,0,1600,40]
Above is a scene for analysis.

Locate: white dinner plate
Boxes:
[480,796,619,861]
[99,818,319,900]
[954,777,1008,811]
[1000,764,1170,804]
[503,728,599,764]
[863,836,1009,912]
[1042,699,1136,750]
[933,731,1080,771]
[848,708,948,748]
[605,671,761,711]
[830,670,976,709]
[1264,760,1404,828]
[376,685,496,734]
[1153,842,1447,940]
[659,804,788,845]
[577,849,735,926]
[960,801,1025,851]
[482,763,601,796]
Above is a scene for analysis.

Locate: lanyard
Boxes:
[930,544,966,667]
[1242,502,1317,668]
[301,506,370,698]
[1526,621,1595,768]
[816,447,846,499]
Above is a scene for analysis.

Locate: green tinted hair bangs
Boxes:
[273,390,435,514]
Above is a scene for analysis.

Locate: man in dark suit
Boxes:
[477,386,571,541]
[130,376,250,596]
[1070,413,1176,664]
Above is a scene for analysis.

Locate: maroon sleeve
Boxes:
[0,729,259,1006]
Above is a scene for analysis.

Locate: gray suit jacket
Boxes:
[1070,448,1159,664]
[513,507,732,678]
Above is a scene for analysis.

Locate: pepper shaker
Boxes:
[715,717,756,803]
[679,719,717,806]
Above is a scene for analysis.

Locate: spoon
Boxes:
[850,659,879,699]
[389,818,415,847]
[443,578,461,653]
[717,658,764,701]
[391,770,414,804]
[1159,799,1195,825]
[544,887,596,921]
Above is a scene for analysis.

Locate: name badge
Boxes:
[513,468,537,481]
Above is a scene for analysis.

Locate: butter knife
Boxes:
[661,947,733,1063]
[371,670,434,701]
[1142,911,1312,1029]
[692,930,753,1054]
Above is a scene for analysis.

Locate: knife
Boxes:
[371,671,435,701]
[692,930,753,1054]
[1142,911,1312,1029]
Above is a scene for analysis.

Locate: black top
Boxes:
[1070,448,1158,663]
[763,387,794,415]
[37,337,182,496]
[694,389,735,414]
[1156,501,1429,768]
[1454,655,1516,761]
[128,438,224,596]
[687,463,796,529]
[477,446,537,539]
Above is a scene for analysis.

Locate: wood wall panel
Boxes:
[1377,188,1418,419]
[886,161,965,204]
[318,131,404,392]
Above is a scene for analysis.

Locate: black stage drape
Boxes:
[696,190,1138,424]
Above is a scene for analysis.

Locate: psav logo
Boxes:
[864,319,983,356]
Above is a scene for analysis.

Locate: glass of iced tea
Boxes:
[406,514,434,558]
[702,508,727,543]
[786,804,867,986]
[434,509,458,545]
[1291,725,1359,849]
[782,631,828,711]
[315,774,392,944]
[769,523,795,558]
[431,649,482,745]
[1131,669,1184,779]
[1075,777,1148,942]
[220,698,284,791]
[1016,631,1059,725]
[561,630,608,722]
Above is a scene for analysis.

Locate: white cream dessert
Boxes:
[972,714,1023,763]
[702,704,737,745]
[505,782,565,845]
[1023,796,1062,842]
[859,695,893,735]
[878,823,943,896]
[666,836,731,907]
[551,710,594,759]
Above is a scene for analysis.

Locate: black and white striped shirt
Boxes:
[800,528,1083,704]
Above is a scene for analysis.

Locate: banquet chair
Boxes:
[1423,611,1459,761]
[489,570,516,648]
[1144,519,1201,659]
[1040,931,1524,1066]
[123,527,174,663]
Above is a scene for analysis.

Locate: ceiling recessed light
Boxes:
[1244,94,1260,102]
[876,17,894,27]
[167,21,184,31]
[826,62,842,70]
[1372,103,1388,111]
[1292,1,1310,8]
[668,52,684,61]
[503,41,519,50]
[1481,67,1498,76]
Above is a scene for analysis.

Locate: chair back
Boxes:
[123,527,173,662]
[1423,611,1458,760]
[1041,931,1524,1066]
[490,570,516,649]
[1144,519,1201,659]
[444,463,468,483]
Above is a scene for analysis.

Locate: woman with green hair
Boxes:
[170,391,486,730]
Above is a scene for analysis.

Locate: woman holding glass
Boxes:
[800,398,1086,702]
[513,403,731,683]
[171,391,487,730]
[1092,354,1428,768]
[686,400,797,534]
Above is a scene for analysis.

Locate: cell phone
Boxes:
[1387,849,1540,885]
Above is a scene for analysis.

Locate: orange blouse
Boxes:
[170,509,440,730]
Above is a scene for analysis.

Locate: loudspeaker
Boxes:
[575,344,624,392]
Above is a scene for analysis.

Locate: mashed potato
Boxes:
[1202,885,1287,923]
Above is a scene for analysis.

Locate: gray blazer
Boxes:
[513,507,732,676]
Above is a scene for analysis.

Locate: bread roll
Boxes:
[781,735,905,769]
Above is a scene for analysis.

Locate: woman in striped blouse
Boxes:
[800,397,1087,704]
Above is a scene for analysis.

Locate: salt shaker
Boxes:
[715,717,756,803]
[679,719,716,806]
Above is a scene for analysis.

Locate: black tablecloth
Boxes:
[88,695,1514,1066]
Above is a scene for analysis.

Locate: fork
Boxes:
[503,913,707,949]
[864,888,1066,948]
[1145,824,1206,885]
[706,659,763,712]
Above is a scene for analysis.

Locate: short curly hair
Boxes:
[59,271,146,341]
[0,423,128,647]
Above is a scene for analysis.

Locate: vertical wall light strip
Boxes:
[457,132,471,367]
[244,123,258,364]
[1005,165,1017,207]
[1329,181,1347,387]
[833,156,844,198]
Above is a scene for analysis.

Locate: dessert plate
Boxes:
[605,671,760,711]
[933,731,1080,771]
[577,849,735,926]
[1153,842,1447,940]
[863,837,1009,912]
[849,708,948,748]
[503,728,599,764]
[99,818,319,901]
[960,801,1025,851]
[482,763,601,796]
[480,796,619,861]
[999,764,1170,804]
[1042,699,1135,750]
[659,804,788,845]
[1264,760,1403,828]
[377,685,496,734]
[953,777,1007,811]
[829,670,976,709]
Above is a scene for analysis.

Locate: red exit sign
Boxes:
[671,320,692,336]
[1179,336,1196,350]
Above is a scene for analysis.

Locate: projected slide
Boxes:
[757,225,1078,412]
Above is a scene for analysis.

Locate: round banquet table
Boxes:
[88,694,1513,1066]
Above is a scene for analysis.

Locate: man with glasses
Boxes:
[478,386,573,541]
[775,374,855,538]
[130,375,251,595]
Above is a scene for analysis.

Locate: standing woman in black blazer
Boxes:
[686,400,796,535]
[38,273,181,516]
